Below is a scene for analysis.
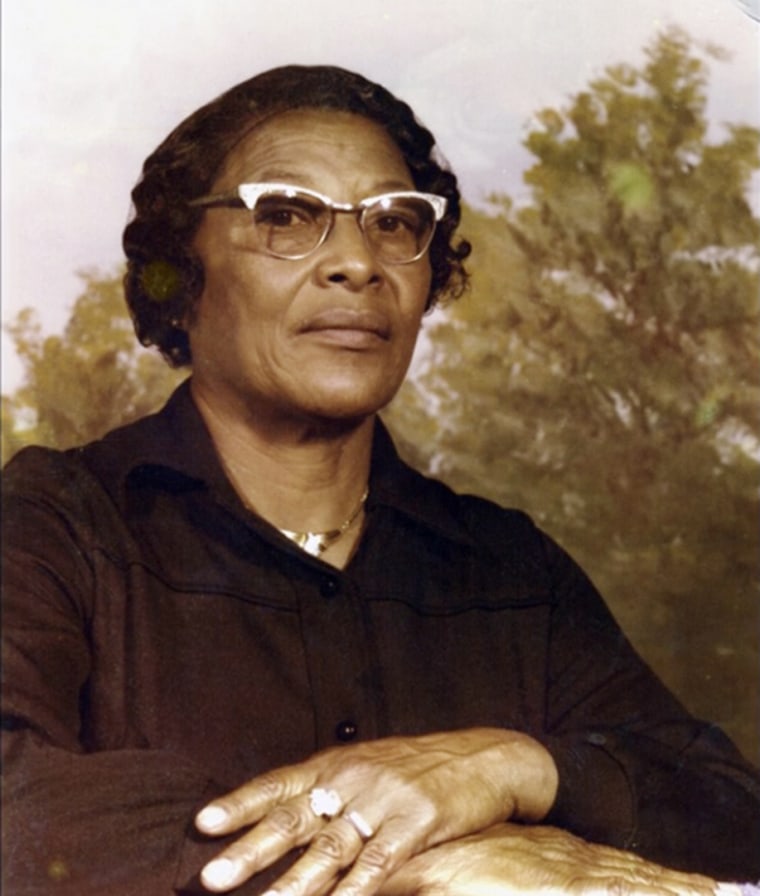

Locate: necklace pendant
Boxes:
[302,532,328,556]
[277,487,368,558]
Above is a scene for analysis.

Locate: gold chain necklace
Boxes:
[278,488,369,557]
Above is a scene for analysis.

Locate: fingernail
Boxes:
[196,805,229,830]
[201,857,240,889]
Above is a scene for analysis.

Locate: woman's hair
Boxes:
[123,64,471,366]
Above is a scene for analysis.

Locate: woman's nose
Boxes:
[314,214,383,289]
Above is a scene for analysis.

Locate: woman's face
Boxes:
[187,108,432,427]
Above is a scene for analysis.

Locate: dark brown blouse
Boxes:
[3,381,758,893]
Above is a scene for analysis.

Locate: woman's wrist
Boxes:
[488,728,559,822]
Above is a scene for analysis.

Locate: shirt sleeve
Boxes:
[536,530,760,881]
[0,450,281,896]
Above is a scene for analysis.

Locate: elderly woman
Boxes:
[2,65,758,896]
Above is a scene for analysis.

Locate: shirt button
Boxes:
[335,720,358,742]
[320,577,340,598]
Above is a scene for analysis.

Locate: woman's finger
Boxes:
[257,809,431,896]
[330,819,421,896]
[197,764,319,834]
[200,790,382,894]
[200,793,322,892]
[257,815,367,896]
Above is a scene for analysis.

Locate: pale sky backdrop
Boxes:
[2,0,758,389]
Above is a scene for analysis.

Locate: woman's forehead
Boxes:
[215,108,413,192]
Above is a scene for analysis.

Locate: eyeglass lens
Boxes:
[251,191,437,263]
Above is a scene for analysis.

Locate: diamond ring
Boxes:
[309,787,343,820]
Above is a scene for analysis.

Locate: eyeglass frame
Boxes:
[188,182,448,264]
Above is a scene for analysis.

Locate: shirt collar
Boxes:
[82,378,233,506]
[123,378,226,488]
[368,419,479,549]
[103,379,477,550]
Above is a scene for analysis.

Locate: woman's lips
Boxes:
[299,309,390,347]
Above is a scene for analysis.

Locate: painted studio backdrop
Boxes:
[2,0,759,761]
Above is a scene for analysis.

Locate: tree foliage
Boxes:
[385,28,760,760]
[2,270,185,462]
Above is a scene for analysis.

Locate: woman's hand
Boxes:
[195,728,558,896]
[380,823,722,896]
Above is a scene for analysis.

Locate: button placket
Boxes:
[297,573,377,747]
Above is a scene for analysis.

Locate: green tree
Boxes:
[2,269,185,462]
[385,28,760,760]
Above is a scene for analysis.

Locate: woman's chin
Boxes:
[296,377,401,422]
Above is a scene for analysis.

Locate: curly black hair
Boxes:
[123,65,470,366]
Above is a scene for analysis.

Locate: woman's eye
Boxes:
[255,199,317,229]
[377,215,402,232]
[374,213,417,234]
[264,209,297,227]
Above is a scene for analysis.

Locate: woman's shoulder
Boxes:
[387,451,552,570]
[3,442,92,497]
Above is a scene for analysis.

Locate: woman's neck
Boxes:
[192,383,375,565]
